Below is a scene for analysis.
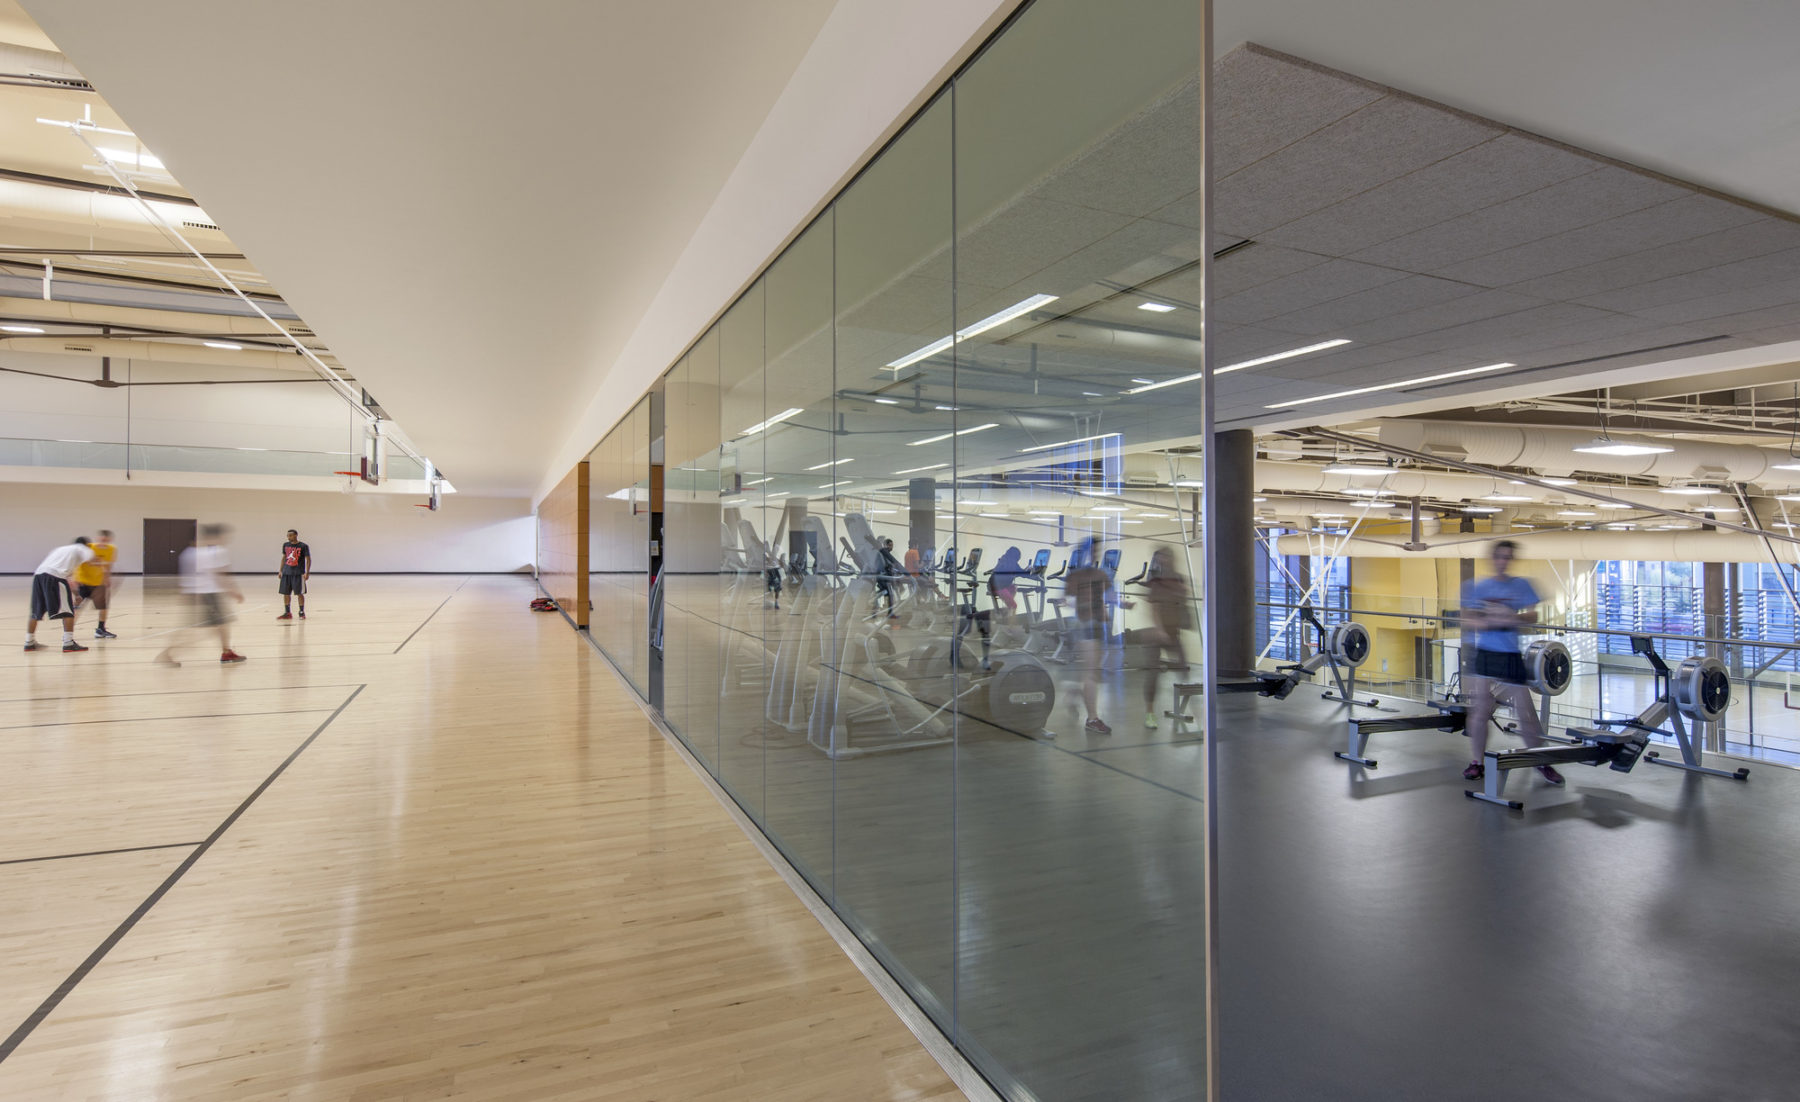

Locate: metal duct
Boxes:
[1274,528,1800,564]
[1379,420,1800,489]
[0,42,83,81]
[0,180,213,245]
[1253,460,1684,509]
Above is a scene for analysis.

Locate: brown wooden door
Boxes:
[142,518,196,575]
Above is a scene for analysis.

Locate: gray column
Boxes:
[909,477,938,563]
[1214,428,1256,677]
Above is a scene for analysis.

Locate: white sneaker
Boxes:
[1145,713,1158,730]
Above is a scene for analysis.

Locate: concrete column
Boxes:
[1214,428,1256,677]
[909,477,938,564]
[1703,560,1726,751]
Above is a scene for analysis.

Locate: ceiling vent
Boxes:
[181,219,220,231]
[63,343,93,352]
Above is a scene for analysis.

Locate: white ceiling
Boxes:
[21,0,841,493]
[1214,0,1800,217]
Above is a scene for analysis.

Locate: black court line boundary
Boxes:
[0,842,202,867]
[0,707,335,732]
[393,576,470,654]
[0,683,366,1066]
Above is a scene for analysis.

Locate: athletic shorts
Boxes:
[279,572,306,596]
[193,592,231,628]
[1473,648,1529,684]
[30,573,72,620]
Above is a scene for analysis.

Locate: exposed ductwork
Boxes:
[1274,528,1800,564]
[1379,420,1800,489]
[0,42,85,84]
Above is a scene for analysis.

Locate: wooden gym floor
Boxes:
[0,573,963,1101]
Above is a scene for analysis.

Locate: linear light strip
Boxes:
[739,406,803,436]
[1264,363,1514,410]
[1124,339,1352,395]
[908,422,998,447]
[804,457,853,471]
[885,294,1058,370]
[1017,432,1121,455]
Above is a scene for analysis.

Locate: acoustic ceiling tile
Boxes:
[1263,274,1483,333]
[1207,242,1329,299]
[1210,257,1409,325]
[1577,246,1800,314]
[1507,217,1800,301]
[1256,132,1597,257]
[1628,274,1800,327]
[1336,288,1545,346]
[1211,45,1386,178]
[1036,79,1200,219]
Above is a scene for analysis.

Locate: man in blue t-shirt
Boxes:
[1461,539,1562,785]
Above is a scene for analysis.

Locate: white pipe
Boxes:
[1274,528,1798,563]
[1379,420,1800,488]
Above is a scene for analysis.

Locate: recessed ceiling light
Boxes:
[909,423,997,446]
[744,477,773,485]
[1130,378,1155,385]
[894,463,948,475]
[959,500,998,506]
[804,458,852,471]
[935,405,959,411]
[1572,436,1673,456]
[204,341,242,350]
[1138,302,1178,313]
[1092,506,1128,512]
[869,509,897,514]
[874,398,900,405]
[1593,502,1632,509]
[1265,362,1515,410]
[978,512,1008,518]
[1538,477,1578,486]
[1018,432,1120,454]
[1693,506,1738,514]
[1174,480,1202,488]
[1483,494,1532,502]
[741,407,803,436]
[1137,512,1169,518]
[0,325,45,334]
[1028,509,1061,515]
[1660,485,1720,496]
[1125,339,1352,395]
[1252,496,1267,502]
[1557,510,1597,517]
[885,294,1058,370]
[1461,505,1503,513]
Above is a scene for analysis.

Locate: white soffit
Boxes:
[21,0,842,494]
[1215,0,1800,217]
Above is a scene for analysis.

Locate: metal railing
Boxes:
[0,436,427,480]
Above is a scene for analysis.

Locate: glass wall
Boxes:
[580,0,1208,1096]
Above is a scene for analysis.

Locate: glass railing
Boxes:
[1261,598,1800,766]
[0,437,427,480]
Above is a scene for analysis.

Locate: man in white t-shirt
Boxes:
[153,524,246,666]
[26,537,95,653]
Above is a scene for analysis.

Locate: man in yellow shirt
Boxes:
[73,528,118,639]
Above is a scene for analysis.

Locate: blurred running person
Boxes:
[25,536,94,652]
[1461,539,1561,786]
[277,528,311,619]
[988,546,1026,628]
[1140,546,1191,729]
[876,537,903,619]
[155,524,245,666]
[72,528,118,638]
[1064,538,1115,735]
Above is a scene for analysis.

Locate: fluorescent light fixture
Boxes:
[1137,512,1170,518]
[1092,506,1128,513]
[1484,494,1533,502]
[1029,509,1061,515]
[959,500,998,506]
[1557,510,1597,518]
[1174,479,1202,488]
[1538,477,1578,486]
[744,477,773,485]
[1692,506,1738,514]
[1252,496,1267,503]
[804,458,852,471]
[1659,485,1720,496]
[767,491,790,498]
[740,407,804,436]
[1771,461,1800,471]
[0,324,45,334]
[873,398,899,405]
[1125,339,1353,395]
[885,294,1058,370]
[1323,463,1393,476]
[1119,520,1143,525]
[203,341,242,350]
[1018,432,1121,454]
[1138,302,1178,313]
[1314,513,1348,520]
[979,512,1008,518]
[1130,378,1155,385]
[818,481,853,489]
[1264,362,1514,410]
[1593,502,1631,509]
[1461,505,1503,513]
[935,405,959,411]
[1345,488,1393,497]
[869,509,897,515]
[908,422,997,446]
[894,463,949,475]
[1572,436,1673,456]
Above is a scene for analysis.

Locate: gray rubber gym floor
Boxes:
[635,602,1800,1101]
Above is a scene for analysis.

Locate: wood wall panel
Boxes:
[535,461,589,627]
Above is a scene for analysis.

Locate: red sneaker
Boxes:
[221,651,247,663]
[63,641,89,653]
[277,612,293,620]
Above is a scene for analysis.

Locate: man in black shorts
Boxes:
[26,536,94,652]
[277,528,311,620]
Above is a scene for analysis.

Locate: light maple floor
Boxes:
[0,573,963,1101]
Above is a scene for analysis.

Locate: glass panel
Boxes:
[717,281,769,821]
[831,93,957,1025]
[589,397,651,694]
[761,215,838,890]
[951,0,1206,1095]
[689,327,725,773]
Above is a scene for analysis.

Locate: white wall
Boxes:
[0,481,533,573]
[0,349,355,454]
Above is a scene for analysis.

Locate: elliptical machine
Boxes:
[1467,634,1746,809]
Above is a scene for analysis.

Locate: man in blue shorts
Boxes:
[1461,539,1561,785]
